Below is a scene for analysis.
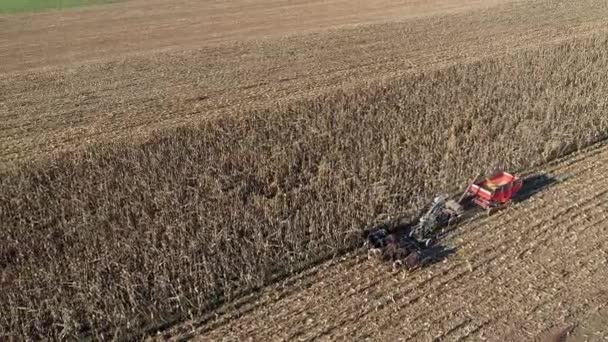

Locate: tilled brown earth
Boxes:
[0,0,516,73]
[2,0,608,167]
[161,143,608,341]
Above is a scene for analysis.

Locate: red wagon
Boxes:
[363,169,525,267]
[463,171,523,211]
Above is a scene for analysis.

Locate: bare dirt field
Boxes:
[0,0,517,73]
[2,0,608,168]
[162,142,608,341]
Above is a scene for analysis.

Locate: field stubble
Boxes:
[0,0,519,72]
[2,32,608,339]
[2,0,608,167]
[172,142,608,341]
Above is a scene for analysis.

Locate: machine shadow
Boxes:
[362,172,559,270]
[362,219,457,270]
[514,173,559,202]
[418,244,457,267]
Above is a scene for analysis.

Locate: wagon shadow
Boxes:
[514,173,559,202]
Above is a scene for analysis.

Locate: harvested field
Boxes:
[3,0,608,340]
[0,0,517,72]
[164,141,608,342]
[2,0,608,167]
[2,32,608,339]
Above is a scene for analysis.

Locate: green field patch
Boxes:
[0,0,121,14]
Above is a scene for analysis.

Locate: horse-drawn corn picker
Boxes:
[365,170,523,269]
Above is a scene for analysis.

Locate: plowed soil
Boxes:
[2,0,608,167]
[0,0,519,73]
[161,142,608,341]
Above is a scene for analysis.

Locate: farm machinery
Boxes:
[365,170,523,269]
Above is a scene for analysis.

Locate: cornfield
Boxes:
[2,33,608,339]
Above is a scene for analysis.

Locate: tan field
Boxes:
[2,0,608,340]
[2,0,608,167]
[163,142,608,341]
[1,0,518,73]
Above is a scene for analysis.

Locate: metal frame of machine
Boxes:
[366,170,524,268]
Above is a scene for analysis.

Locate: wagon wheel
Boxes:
[493,201,513,214]
[487,206,498,216]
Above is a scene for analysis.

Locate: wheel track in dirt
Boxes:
[160,142,608,341]
[329,174,608,333]
[336,154,608,340]
[375,157,608,339]
[197,143,608,338]
[165,152,608,336]
[233,165,608,338]
[346,171,608,340]
[393,200,608,341]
